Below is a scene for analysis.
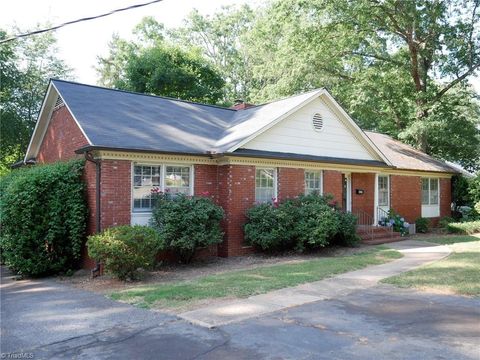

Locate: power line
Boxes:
[0,0,164,44]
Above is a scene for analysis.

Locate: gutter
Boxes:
[83,151,102,278]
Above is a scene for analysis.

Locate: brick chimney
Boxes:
[230,99,255,110]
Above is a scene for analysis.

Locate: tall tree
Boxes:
[97,18,225,104]
[0,29,72,175]
[171,5,255,102]
[245,0,480,170]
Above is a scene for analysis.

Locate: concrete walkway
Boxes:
[179,240,451,328]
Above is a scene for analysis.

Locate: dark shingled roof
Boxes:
[365,131,457,173]
[51,80,456,174]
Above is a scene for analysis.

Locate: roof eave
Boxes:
[74,145,215,158]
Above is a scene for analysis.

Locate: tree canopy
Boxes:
[0,29,72,175]
[96,18,225,104]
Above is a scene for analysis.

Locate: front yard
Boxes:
[383,234,480,296]
[110,246,402,311]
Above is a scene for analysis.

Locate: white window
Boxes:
[255,168,276,203]
[133,165,161,211]
[132,164,192,212]
[378,175,389,206]
[305,170,322,195]
[421,178,440,218]
[422,178,439,205]
[165,166,191,195]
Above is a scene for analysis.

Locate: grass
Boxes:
[383,234,480,296]
[110,246,402,310]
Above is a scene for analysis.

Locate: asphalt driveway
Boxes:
[1,266,479,359]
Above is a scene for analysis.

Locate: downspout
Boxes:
[84,151,102,278]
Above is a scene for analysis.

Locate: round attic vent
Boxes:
[312,113,324,131]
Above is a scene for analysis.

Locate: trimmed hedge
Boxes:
[446,221,480,235]
[87,225,163,280]
[150,193,224,263]
[244,194,360,252]
[0,160,87,276]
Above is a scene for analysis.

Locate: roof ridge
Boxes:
[50,78,237,112]
[254,88,324,108]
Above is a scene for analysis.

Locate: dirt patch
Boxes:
[56,245,376,294]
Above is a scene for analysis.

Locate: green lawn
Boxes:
[110,246,402,310]
[383,234,480,296]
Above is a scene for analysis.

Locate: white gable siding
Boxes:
[242,97,376,160]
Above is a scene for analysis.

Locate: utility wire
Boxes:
[0,0,164,44]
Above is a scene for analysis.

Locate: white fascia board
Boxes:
[51,82,93,146]
[24,82,93,162]
[225,89,323,153]
[321,90,392,166]
[24,82,57,161]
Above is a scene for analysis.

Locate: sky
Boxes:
[1,0,479,93]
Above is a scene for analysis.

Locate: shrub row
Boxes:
[244,194,359,252]
[0,160,87,276]
[446,221,480,235]
[87,193,224,279]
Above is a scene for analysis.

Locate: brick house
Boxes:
[23,79,457,262]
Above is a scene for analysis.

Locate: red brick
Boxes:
[323,170,343,208]
[37,106,88,163]
[278,168,304,201]
[390,175,422,223]
[351,173,375,218]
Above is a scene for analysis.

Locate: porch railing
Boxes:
[376,207,394,238]
[352,210,374,241]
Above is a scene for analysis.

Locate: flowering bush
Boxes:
[378,210,410,236]
[150,192,224,263]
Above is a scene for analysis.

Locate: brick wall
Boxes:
[37,106,88,163]
[351,173,375,218]
[278,168,304,200]
[440,178,452,218]
[100,160,132,229]
[194,164,218,200]
[323,170,343,208]
[217,165,256,257]
[390,175,422,223]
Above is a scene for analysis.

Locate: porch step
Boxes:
[362,234,404,245]
[358,230,400,240]
[356,226,393,235]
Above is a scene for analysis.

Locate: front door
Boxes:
[342,173,352,212]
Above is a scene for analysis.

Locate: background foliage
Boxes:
[0,28,72,175]
[0,160,87,276]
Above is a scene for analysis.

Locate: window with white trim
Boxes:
[422,178,439,205]
[132,164,192,212]
[255,168,276,203]
[305,170,322,195]
[378,175,389,206]
[133,165,161,211]
[165,166,190,195]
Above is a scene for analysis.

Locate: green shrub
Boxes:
[244,200,298,252]
[332,211,361,247]
[245,194,359,252]
[0,160,87,276]
[294,194,340,251]
[150,193,224,263]
[415,217,430,233]
[439,216,456,229]
[446,221,480,235]
[87,225,163,280]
